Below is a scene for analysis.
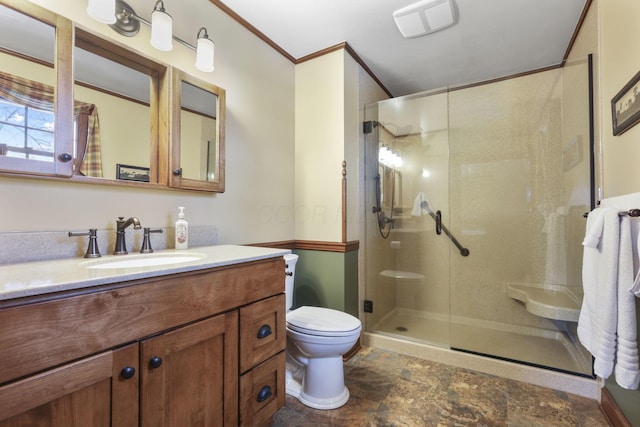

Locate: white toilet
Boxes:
[284,254,362,410]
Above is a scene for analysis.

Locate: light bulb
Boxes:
[150,1,173,51]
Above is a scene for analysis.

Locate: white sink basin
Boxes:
[85,253,206,270]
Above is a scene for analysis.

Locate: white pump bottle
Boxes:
[175,207,189,250]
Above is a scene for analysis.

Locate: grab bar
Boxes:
[421,203,470,257]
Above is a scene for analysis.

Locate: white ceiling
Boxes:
[1,0,589,99]
[215,0,588,97]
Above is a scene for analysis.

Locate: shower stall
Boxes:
[363,56,594,376]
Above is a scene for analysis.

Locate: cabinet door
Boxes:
[0,344,138,427]
[140,312,239,427]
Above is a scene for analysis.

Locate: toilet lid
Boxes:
[287,306,361,337]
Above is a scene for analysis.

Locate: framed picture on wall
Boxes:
[611,70,640,136]
[116,164,150,182]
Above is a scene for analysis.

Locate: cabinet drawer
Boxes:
[239,351,286,427]
[240,294,286,373]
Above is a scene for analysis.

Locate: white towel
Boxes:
[543,211,567,285]
[629,231,640,296]
[411,192,428,216]
[578,208,619,379]
[579,207,640,389]
[614,215,640,389]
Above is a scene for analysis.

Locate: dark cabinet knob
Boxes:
[120,366,136,379]
[149,356,163,369]
[58,153,72,162]
[172,168,182,176]
[256,385,272,403]
[257,324,272,339]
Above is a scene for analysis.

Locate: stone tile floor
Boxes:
[273,346,610,426]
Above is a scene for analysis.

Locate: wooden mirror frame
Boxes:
[0,0,74,178]
[71,28,169,188]
[169,69,226,192]
[0,0,226,193]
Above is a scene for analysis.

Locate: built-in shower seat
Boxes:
[507,283,581,322]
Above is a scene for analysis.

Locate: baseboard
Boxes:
[600,386,631,427]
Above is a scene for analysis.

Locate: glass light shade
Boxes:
[87,0,116,24]
[150,8,173,51]
[196,36,215,72]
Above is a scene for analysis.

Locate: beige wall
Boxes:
[599,0,640,197]
[573,0,640,421]
[1,0,295,245]
[294,50,346,242]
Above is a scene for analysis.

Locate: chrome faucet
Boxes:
[113,216,141,255]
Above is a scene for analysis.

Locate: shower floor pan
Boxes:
[371,308,592,375]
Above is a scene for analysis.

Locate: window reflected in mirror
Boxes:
[180,80,218,181]
[0,3,56,163]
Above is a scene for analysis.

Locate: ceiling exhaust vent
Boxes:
[393,0,455,38]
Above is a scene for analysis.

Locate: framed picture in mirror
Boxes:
[116,163,150,182]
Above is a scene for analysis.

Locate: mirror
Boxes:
[73,28,167,184]
[0,2,73,177]
[0,1,225,192]
[171,70,225,192]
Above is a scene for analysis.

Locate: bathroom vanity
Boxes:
[0,245,288,427]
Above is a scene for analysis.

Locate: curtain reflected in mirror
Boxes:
[74,40,152,180]
[180,80,217,181]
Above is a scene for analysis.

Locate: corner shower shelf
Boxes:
[379,270,425,282]
[507,283,581,322]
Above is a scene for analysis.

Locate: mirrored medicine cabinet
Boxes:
[0,0,225,193]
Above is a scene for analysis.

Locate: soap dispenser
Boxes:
[175,207,189,250]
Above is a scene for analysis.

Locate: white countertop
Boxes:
[0,245,290,301]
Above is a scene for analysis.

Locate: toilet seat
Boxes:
[287,306,361,337]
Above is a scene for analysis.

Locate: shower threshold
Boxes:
[371,308,592,375]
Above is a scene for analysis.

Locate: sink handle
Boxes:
[140,228,164,253]
[68,229,101,258]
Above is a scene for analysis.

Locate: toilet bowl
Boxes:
[284,254,362,410]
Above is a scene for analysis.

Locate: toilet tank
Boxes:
[284,254,298,311]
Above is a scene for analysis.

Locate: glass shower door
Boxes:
[363,89,452,348]
[447,57,593,375]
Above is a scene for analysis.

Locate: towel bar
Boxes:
[619,209,640,217]
[583,209,640,218]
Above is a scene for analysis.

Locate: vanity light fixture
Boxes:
[87,0,215,72]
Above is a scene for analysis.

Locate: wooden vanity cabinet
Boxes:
[0,257,286,427]
[0,344,138,427]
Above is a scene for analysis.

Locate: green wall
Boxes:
[292,248,358,317]
[605,299,640,425]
